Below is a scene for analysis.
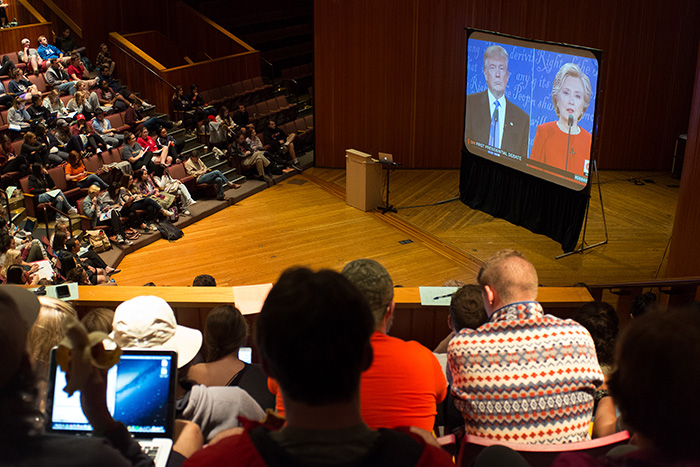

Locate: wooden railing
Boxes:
[0,0,51,54]
[37,0,82,38]
[587,277,700,328]
[71,285,592,356]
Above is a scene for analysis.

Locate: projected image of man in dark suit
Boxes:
[465,45,529,159]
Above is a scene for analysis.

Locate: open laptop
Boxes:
[377,152,394,164]
[45,348,178,467]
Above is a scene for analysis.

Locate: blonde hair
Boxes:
[551,63,592,121]
[2,249,22,278]
[27,297,78,376]
[88,184,101,196]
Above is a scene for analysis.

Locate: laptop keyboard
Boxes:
[139,443,159,460]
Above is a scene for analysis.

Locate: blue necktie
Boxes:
[489,101,501,148]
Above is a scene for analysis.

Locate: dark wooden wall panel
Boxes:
[665,43,700,278]
[315,0,700,170]
[126,31,189,69]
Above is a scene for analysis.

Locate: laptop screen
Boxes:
[46,349,177,438]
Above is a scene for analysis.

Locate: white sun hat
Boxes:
[111,295,202,368]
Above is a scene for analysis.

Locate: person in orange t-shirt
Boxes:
[342,259,447,432]
[267,261,448,433]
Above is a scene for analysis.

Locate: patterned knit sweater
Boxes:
[447,301,603,444]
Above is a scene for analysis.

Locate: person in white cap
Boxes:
[112,296,264,444]
[18,38,41,74]
[112,295,203,369]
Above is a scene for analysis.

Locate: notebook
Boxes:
[45,348,178,467]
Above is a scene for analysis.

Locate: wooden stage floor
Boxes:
[116,168,679,288]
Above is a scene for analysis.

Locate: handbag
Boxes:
[151,192,176,209]
[85,229,111,252]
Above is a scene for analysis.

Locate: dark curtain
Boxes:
[459,150,589,252]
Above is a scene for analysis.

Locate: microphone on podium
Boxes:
[565,115,574,172]
[494,108,499,124]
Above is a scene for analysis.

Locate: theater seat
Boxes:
[457,431,631,467]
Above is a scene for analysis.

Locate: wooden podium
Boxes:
[345,149,382,211]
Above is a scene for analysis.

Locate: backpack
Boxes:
[157,221,183,241]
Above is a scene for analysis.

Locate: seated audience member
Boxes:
[153,164,195,215]
[44,58,76,95]
[187,84,215,123]
[91,109,122,146]
[34,124,66,164]
[184,153,239,200]
[95,43,116,78]
[0,224,45,266]
[0,287,158,466]
[37,35,70,66]
[72,114,108,153]
[192,274,216,286]
[5,264,30,284]
[0,79,15,108]
[133,168,175,211]
[232,104,249,127]
[630,291,659,319]
[434,284,489,354]
[43,89,69,115]
[116,173,173,231]
[64,150,109,189]
[81,308,115,333]
[448,249,604,444]
[121,131,155,173]
[65,265,91,284]
[185,267,454,466]
[112,296,261,444]
[21,131,49,166]
[433,284,489,434]
[0,133,29,175]
[553,309,700,466]
[27,94,50,122]
[81,184,132,245]
[189,305,276,410]
[95,79,130,112]
[27,296,78,380]
[172,85,196,132]
[67,91,101,119]
[27,163,78,216]
[18,38,41,74]
[8,96,31,131]
[66,54,96,88]
[9,68,39,102]
[60,236,111,285]
[55,27,86,57]
[1,251,39,285]
[263,119,301,171]
[573,301,619,377]
[341,259,447,432]
[124,100,180,135]
[574,301,620,439]
[233,130,271,182]
[137,127,171,166]
[74,80,106,114]
[156,126,184,163]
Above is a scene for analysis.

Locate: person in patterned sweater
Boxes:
[447,249,603,444]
